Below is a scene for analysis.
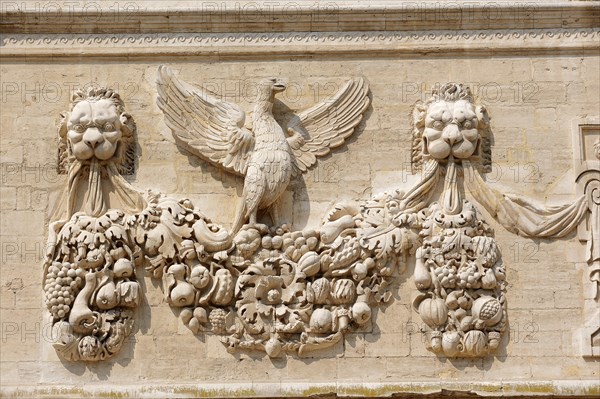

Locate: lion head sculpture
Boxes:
[411,83,492,173]
[58,87,136,174]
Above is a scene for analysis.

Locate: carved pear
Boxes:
[414,248,432,289]
[167,263,195,307]
[96,280,119,310]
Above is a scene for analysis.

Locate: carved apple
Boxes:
[310,308,333,333]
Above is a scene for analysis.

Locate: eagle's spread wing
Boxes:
[156,65,254,176]
[286,78,370,174]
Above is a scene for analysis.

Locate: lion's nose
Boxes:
[441,123,462,146]
[82,128,104,148]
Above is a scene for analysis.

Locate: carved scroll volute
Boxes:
[44,87,144,361]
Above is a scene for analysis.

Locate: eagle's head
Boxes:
[254,78,287,113]
[256,77,287,102]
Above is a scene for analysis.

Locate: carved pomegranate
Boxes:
[418,297,448,328]
[472,296,502,326]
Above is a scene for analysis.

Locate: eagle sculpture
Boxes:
[156,66,370,233]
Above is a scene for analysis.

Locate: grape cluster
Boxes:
[209,308,228,333]
[44,262,84,320]
[457,262,481,289]
[434,265,457,288]
[262,230,319,262]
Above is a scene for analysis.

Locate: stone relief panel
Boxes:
[572,118,600,358]
[44,88,146,361]
[42,77,596,362]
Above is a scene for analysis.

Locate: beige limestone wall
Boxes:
[1,2,599,398]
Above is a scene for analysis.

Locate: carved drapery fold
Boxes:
[464,161,588,238]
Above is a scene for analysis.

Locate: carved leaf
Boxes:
[135,202,193,259]
[359,226,403,259]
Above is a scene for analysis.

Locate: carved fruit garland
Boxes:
[44,210,140,361]
[140,198,401,357]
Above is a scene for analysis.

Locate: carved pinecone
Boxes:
[479,299,501,320]
[209,308,228,334]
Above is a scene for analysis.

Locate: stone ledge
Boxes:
[1,381,599,398]
[1,28,599,60]
[0,1,598,34]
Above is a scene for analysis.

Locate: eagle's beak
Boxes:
[273,80,287,92]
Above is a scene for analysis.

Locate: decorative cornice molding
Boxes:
[2,28,599,60]
[1,1,598,34]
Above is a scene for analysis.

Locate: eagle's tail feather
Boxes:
[230,200,247,235]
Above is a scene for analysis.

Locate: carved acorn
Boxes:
[418,297,448,328]
[463,330,487,356]
[331,279,356,305]
[297,251,320,277]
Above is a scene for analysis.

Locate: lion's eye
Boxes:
[433,121,444,130]
[72,124,85,133]
[103,122,115,131]
[463,120,473,129]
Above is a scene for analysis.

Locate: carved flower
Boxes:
[255,276,284,306]
[594,138,600,160]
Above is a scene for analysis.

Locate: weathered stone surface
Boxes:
[1,1,599,397]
